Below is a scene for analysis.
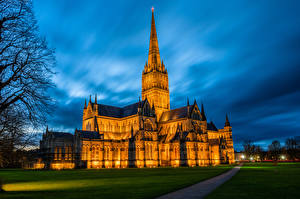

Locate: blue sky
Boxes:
[33,0,300,150]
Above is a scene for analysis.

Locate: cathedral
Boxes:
[39,9,235,169]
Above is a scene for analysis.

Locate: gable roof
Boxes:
[94,100,146,118]
[47,131,74,140]
[207,121,218,131]
[98,104,123,118]
[160,106,191,122]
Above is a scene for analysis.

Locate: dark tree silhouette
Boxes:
[0,0,55,167]
[243,140,255,160]
[0,0,55,125]
[285,138,299,161]
[254,145,264,161]
[268,140,281,162]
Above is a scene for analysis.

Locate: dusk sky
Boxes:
[33,0,300,150]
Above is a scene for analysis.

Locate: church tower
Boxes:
[142,8,170,120]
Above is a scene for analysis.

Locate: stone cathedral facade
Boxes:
[39,10,234,169]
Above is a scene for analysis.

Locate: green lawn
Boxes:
[0,166,231,199]
[207,162,300,199]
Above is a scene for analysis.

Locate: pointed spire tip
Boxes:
[225,114,230,127]
[148,6,161,69]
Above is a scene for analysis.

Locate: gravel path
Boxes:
[156,165,241,199]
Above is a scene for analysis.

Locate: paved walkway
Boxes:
[156,165,241,199]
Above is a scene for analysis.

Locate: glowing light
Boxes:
[51,162,75,170]
[3,179,103,191]
[105,160,111,168]
[151,6,154,12]
[33,163,45,169]
[281,155,286,160]
[250,157,253,161]
[92,161,100,168]
[241,155,245,159]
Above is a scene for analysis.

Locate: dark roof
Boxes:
[207,122,218,131]
[122,102,140,117]
[160,106,190,122]
[98,104,123,118]
[76,130,102,139]
[96,101,145,118]
[50,132,73,139]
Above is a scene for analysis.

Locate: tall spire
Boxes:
[225,114,231,127]
[148,7,161,68]
[142,7,170,120]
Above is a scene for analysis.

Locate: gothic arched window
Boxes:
[136,146,140,160]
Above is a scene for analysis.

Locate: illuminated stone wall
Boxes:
[40,114,235,169]
[142,70,170,120]
[208,126,235,164]
[77,109,234,169]
[83,114,139,140]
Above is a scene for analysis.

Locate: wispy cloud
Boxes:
[33,0,300,149]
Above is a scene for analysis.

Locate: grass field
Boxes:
[0,166,231,199]
[207,162,300,199]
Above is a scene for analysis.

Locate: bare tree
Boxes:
[268,140,281,162]
[0,105,38,167]
[243,140,255,160]
[285,138,298,161]
[0,0,55,167]
[0,0,55,126]
[254,145,264,161]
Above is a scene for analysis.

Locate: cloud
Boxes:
[33,0,300,149]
